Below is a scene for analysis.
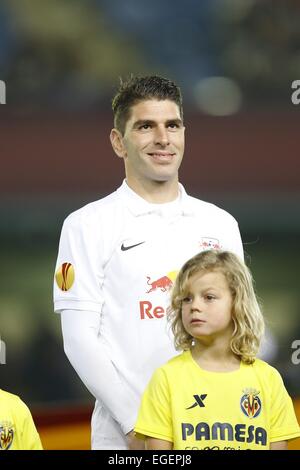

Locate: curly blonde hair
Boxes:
[168,250,265,364]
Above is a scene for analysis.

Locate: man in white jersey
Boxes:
[53,75,244,449]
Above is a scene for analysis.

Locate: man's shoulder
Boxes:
[186,194,238,224]
[63,190,121,227]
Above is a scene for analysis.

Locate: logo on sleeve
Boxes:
[240,388,262,418]
[55,262,75,291]
[0,421,14,450]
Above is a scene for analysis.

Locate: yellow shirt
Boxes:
[0,389,43,450]
[135,351,300,450]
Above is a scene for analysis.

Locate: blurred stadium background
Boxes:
[0,0,299,449]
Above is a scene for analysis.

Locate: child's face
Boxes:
[181,269,233,342]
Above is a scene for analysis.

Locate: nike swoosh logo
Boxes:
[121,241,145,251]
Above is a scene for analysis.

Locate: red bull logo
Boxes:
[199,237,221,250]
[140,301,165,319]
[139,270,178,320]
[146,275,173,293]
[146,270,178,294]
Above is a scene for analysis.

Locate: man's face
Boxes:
[114,99,185,186]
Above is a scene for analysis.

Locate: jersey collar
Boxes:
[116,180,194,217]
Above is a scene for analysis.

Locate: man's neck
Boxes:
[125,177,180,204]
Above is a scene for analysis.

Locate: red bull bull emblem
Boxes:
[146,276,173,293]
[240,388,262,418]
[139,271,178,319]
[145,271,178,294]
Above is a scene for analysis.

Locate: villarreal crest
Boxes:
[240,388,262,418]
[0,421,14,450]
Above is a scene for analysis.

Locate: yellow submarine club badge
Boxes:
[0,421,14,450]
[55,262,75,291]
[240,388,262,418]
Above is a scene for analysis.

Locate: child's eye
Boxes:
[182,296,192,303]
[206,295,216,301]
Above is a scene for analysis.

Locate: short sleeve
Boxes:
[53,213,104,313]
[19,401,43,450]
[269,369,300,442]
[135,368,173,443]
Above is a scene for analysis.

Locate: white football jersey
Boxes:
[54,181,243,446]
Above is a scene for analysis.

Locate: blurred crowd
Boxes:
[0,0,299,408]
[0,0,300,111]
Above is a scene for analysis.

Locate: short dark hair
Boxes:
[112,75,183,134]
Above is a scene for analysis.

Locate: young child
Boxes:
[134,250,300,450]
[0,389,43,450]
